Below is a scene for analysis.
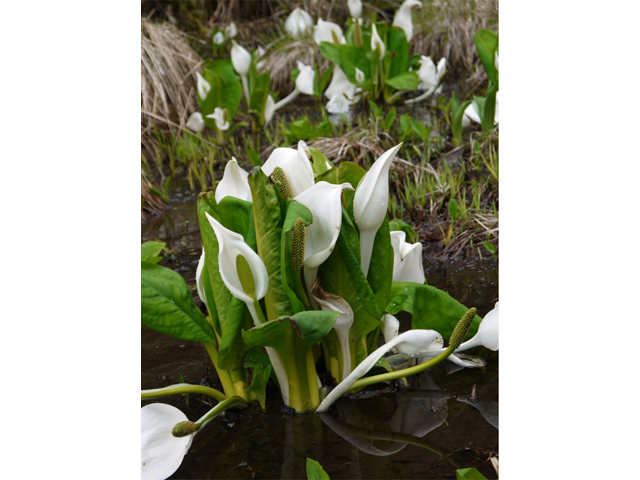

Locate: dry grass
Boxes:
[141,169,167,221]
[411,0,499,82]
[141,20,203,134]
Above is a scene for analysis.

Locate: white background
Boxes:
[1,1,639,478]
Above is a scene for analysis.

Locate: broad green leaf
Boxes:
[200,59,243,128]
[452,100,472,146]
[280,200,313,313]
[247,148,262,167]
[141,262,216,343]
[384,71,419,91]
[473,30,499,86]
[141,241,165,264]
[217,297,250,370]
[384,108,396,131]
[482,81,498,134]
[456,467,489,480]
[389,218,417,243]
[386,27,410,79]
[244,347,272,411]
[216,195,256,251]
[248,167,292,319]
[319,42,370,84]
[385,283,482,338]
[249,66,271,126]
[306,458,330,480]
[367,219,394,314]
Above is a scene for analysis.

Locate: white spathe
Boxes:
[348,0,363,18]
[317,329,444,412]
[213,31,224,45]
[311,282,354,381]
[314,18,345,45]
[392,0,422,42]
[231,41,251,76]
[295,61,316,96]
[390,231,425,284]
[186,112,204,133]
[417,56,446,91]
[353,143,403,276]
[205,213,268,305]
[325,66,356,100]
[195,249,207,308]
[294,181,354,294]
[371,23,385,57]
[495,51,499,71]
[215,158,252,203]
[355,67,365,83]
[196,72,211,101]
[141,403,194,480]
[206,107,230,131]
[285,7,313,37]
[382,313,400,343]
[225,22,237,38]
[264,95,276,124]
[458,302,499,351]
[261,140,315,197]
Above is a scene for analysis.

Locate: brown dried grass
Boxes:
[141,20,203,133]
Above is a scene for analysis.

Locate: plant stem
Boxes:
[195,395,249,431]
[141,384,227,402]
[348,347,455,392]
[274,89,300,111]
[203,342,237,398]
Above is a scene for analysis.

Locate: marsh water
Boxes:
[142,182,498,480]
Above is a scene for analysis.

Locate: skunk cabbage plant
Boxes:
[285,8,313,37]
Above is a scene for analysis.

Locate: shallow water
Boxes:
[142,183,498,480]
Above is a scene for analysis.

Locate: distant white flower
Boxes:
[392,0,422,42]
[185,112,204,133]
[355,67,365,83]
[264,95,276,124]
[295,61,316,96]
[285,7,313,37]
[213,31,224,45]
[417,56,446,91]
[463,92,499,127]
[231,41,251,76]
[348,0,363,18]
[314,18,345,45]
[206,107,229,131]
[371,23,385,57]
[196,72,210,101]
[324,66,356,100]
[225,22,237,38]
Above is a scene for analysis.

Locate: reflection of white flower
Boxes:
[196,72,210,101]
[213,31,224,45]
[215,157,252,203]
[370,23,385,57]
[392,0,422,42]
[185,112,204,133]
[225,22,237,38]
[284,7,313,37]
[314,18,345,45]
[326,94,352,114]
[295,61,316,96]
[141,403,194,480]
[355,67,365,83]
[348,0,363,18]
[390,231,425,284]
[206,107,229,131]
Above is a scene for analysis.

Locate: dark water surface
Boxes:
[142,184,498,480]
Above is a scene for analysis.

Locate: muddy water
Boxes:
[142,183,498,480]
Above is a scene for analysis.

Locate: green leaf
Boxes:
[141,241,166,264]
[367,219,394,315]
[385,283,483,338]
[141,262,216,343]
[217,297,250,370]
[383,108,396,131]
[384,71,419,91]
[216,195,256,251]
[315,161,365,214]
[387,27,410,79]
[244,347,272,411]
[200,59,243,128]
[456,467,489,480]
[309,147,332,176]
[248,167,292,319]
[482,81,498,134]
[389,218,418,243]
[449,199,461,223]
[306,458,330,480]
[473,29,499,86]
[319,42,370,84]
[408,118,431,143]
[247,148,262,167]
[249,66,271,126]
[452,100,472,147]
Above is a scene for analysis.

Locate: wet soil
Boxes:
[142,182,498,480]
